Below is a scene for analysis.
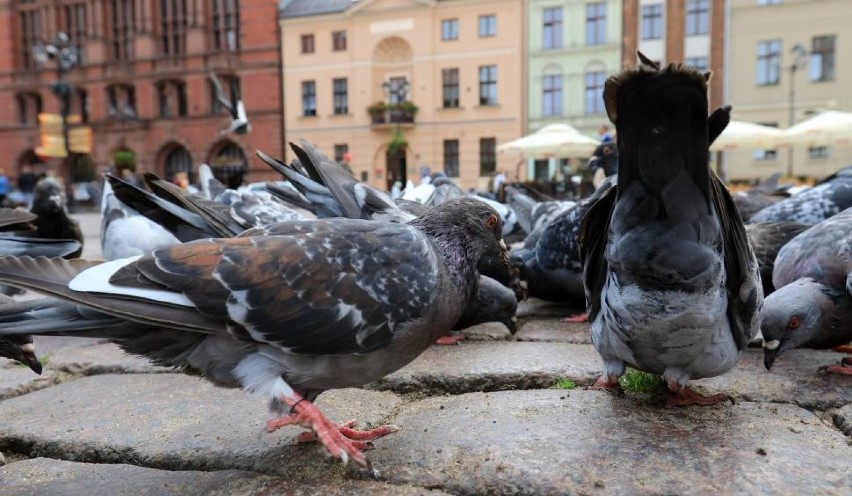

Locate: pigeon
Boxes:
[588,141,619,187]
[100,179,180,261]
[0,197,510,467]
[744,221,808,296]
[28,179,84,259]
[209,72,250,135]
[749,167,852,225]
[0,209,78,373]
[761,206,852,374]
[580,56,763,407]
[505,185,575,238]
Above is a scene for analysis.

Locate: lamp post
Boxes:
[787,43,808,178]
[33,32,79,205]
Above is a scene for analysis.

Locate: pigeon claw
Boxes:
[665,386,731,408]
[561,312,588,323]
[832,345,852,354]
[435,334,466,345]
[817,359,852,376]
[585,375,624,396]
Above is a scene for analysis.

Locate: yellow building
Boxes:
[726,0,852,180]
[278,0,526,191]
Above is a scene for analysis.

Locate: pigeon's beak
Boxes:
[502,317,518,335]
[763,339,781,371]
[18,343,43,375]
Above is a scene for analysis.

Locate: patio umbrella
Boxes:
[782,110,852,146]
[498,123,601,159]
[709,120,785,151]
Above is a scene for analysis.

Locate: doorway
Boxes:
[386,149,407,191]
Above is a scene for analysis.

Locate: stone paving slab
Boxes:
[698,348,852,410]
[43,341,171,376]
[0,374,402,481]
[516,319,591,344]
[0,458,450,496]
[374,342,601,395]
[451,322,513,341]
[0,367,57,400]
[833,404,852,436]
[371,389,852,495]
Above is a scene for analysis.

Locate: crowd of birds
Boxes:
[0,54,850,468]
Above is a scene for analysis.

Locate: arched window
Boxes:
[157,80,188,118]
[209,141,246,189]
[163,144,193,183]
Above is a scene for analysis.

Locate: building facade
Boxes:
[622,0,724,109]
[0,0,283,188]
[526,0,622,180]
[278,0,526,191]
[725,0,852,180]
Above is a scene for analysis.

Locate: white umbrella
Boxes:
[709,120,785,151]
[498,123,601,159]
[782,110,852,146]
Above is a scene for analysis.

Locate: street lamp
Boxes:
[787,43,808,177]
[33,32,79,201]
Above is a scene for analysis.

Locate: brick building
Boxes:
[0,0,283,188]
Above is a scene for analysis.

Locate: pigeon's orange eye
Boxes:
[788,316,801,329]
[486,215,498,229]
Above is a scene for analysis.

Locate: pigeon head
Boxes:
[604,52,711,194]
[33,179,66,214]
[0,335,42,375]
[761,278,839,370]
[410,197,509,269]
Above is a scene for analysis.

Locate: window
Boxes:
[641,4,663,40]
[542,75,562,116]
[585,2,606,45]
[211,0,240,51]
[756,40,781,86]
[685,56,708,71]
[160,0,188,56]
[18,9,40,69]
[332,30,347,51]
[15,93,42,126]
[302,80,316,116]
[157,80,188,118]
[441,19,459,41]
[333,78,348,114]
[111,0,135,61]
[209,75,240,115]
[387,77,408,104]
[584,71,606,114]
[75,88,89,124]
[810,35,835,82]
[758,0,782,5]
[543,7,563,50]
[808,146,830,159]
[164,145,193,183]
[107,84,137,120]
[301,34,314,54]
[62,2,87,63]
[442,68,460,108]
[478,15,496,37]
[685,0,709,36]
[444,140,460,177]
[534,160,550,181]
[753,149,777,161]
[479,138,497,176]
[334,144,349,163]
[479,65,498,105]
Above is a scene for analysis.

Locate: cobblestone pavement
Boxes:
[1,213,850,495]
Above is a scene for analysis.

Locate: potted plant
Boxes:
[368,101,389,124]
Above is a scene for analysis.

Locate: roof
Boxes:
[278,0,353,19]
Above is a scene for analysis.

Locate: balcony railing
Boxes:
[368,101,418,127]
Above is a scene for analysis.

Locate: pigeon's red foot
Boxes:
[265,395,393,467]
[561,312,588,323]
[818,357,852,376]
[832,344,852,354]
[585,375,623,395]
[294,418,400,444]
[665,385,731,408]
[435,334,466,345]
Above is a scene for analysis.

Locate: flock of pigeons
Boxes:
[0,55,850,468]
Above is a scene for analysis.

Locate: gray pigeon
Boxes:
[744,221,808,296]
[0,197,510,467]
[761,207,852,374]
[100,179,180,261]
[209,72,250,135]
[749,167,852,225]
[580,56,763,407]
